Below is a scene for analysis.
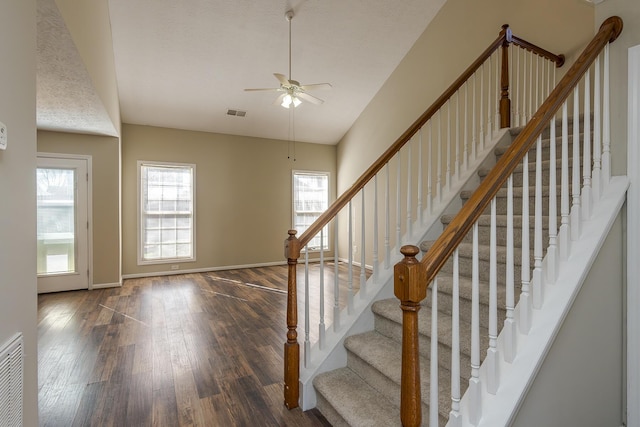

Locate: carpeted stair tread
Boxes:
[344,331,451,424]
[440,213,550,228]
[371,299,490,363]
[460,184,561,200]
[314,367,400,427]
[420,240,524,265]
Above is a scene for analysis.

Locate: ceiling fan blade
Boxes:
[300,82,332,91]
[274,73,289,86]
[297,91,324,105]
[273,93,287,106]
[244,87,281,92]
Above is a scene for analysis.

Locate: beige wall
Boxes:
[38,131,121,286]
[122,124,336,276]
[595,0,640,175]
[513,212,624,427]
[334,0,594,266]
[55,0,121,135]
[0,1,38,424]
[337,0,594,193]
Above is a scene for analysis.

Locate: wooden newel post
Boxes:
[284,229,301,409]
[500,24,512,129]
[394,245,428,427]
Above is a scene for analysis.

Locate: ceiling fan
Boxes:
[244,10,332,108]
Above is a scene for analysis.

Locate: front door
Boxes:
[36,156,89,293]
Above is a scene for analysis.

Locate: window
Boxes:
[139,162,195,264]
[293,171,329,250]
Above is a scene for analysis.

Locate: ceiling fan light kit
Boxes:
[244,10,332,109]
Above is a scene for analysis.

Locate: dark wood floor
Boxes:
[37,264,362,426]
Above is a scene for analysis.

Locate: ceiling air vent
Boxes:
[227,109,246,117]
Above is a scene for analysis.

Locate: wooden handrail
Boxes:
[418,16,622,287]
[295,26,562,249]
[395,16,622,425]
[510,33,566,67]
[296,32,504,249]
[283,23,567,411]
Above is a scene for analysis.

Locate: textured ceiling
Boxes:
[37,0,447,144]
[36,0,117,137]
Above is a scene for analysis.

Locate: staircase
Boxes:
[283,17,625,427]
[312,123,578,426]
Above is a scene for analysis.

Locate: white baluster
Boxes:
[504,175,516,362]
[430,277,439,427]
[531,55,540,115]
[533,135,544,309]
[360,189,366,296]
[396,154,402,247]
[571,87,581,241]
[437,110,443,202]
[593,56,602,202]
[583,69,592,220]
[319,230,326,349]
[469,222,482,424]
[373,175,379,283]
[547,115,559,284]
[487,198,499,394]
[427,122,433,216]
[559,101,570,260]
[487,53,493,141]
[304,247,311,367]
[447,100,452,191]
[547,59,552,98]
[334,216,340,331]
[456,91,461,180]
[495,50,501,131]
[449,249,462,426]
[418,129,424,226]
[464,83,469,171]
[509,44,514,125]
[515,46,520,127]
[480,63,485,152]
[472,73,477,160]
[385,163,390,269]
[521,50,526,125]
[528,51,533,121]
[348,201,354,314]
[602,43,611,185]
[520,153,532,334]
[407,141,413,238]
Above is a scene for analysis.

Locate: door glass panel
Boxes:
[37,168,76,275]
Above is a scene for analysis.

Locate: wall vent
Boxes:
[0,334,23,427]
[227,109,247,117]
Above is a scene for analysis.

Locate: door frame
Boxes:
[37,152,93,292]
[627,44,640,427]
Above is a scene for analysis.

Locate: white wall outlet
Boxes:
[0,122,6,150]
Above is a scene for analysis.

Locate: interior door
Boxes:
[37,156,89,293]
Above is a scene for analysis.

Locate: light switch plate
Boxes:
[0,122,6,150]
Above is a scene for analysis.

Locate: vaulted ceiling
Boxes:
[37,0,446,144]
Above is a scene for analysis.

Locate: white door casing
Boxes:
[37,154,91,293]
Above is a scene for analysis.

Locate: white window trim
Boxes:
[292,170,330,252]
[137,160,196,265]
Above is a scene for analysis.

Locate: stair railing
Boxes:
[395,16,623,426]
[284,23,564,409]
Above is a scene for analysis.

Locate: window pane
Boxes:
[37,168,76,274]
[293,172,329,250]
[140,163,195,262]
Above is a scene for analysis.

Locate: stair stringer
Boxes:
[298,129,512,410]
[453,176,628,427]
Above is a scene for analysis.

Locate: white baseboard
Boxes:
[121,260,289,280]
[91,281,122,289]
